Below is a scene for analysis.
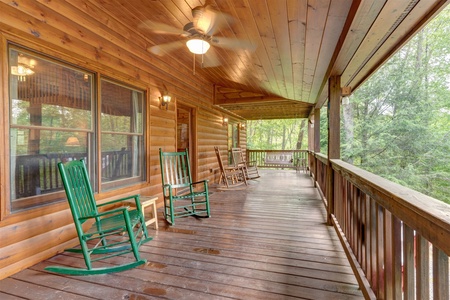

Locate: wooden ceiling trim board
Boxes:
[331,0,386,75]
[308,0,353,104]
[268,0,295,100]
[314,0,363,109]
[341,0,415,86]
[302,0,331,103]
[346,0,448,90]
[174,0,254,91]
[215,96,288,105]
[210,0,260,90]
[250,0,287,98]
[287,0,307,101]
[227,0,273,94]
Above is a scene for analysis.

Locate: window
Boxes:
[8,45,146,212]
[100,79,145,190]
[227,123,239,164]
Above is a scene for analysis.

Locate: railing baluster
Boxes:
[403,224,415,299]
[433,246,449,299]
[416,234,430,299]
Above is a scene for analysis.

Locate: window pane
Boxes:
[100,80,145,190]
[9,47,94,212]
[101,80,143,133]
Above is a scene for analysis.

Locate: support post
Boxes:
[327,76,341,225]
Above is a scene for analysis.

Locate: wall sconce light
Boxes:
[222,117,228,126]
[239,123,246,130]
[159,94,171,110]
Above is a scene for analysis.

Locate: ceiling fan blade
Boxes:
[211,37,257,52]
[192,5,233,36]
[201,49,221,68]
[139,20,188,36]
[147,41,185,56]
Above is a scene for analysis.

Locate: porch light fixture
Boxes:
[11,55,36,82]
[239,123,246,130]
[159,94,172,110]
[11,64,35,82]
[222,117,228,126]
[186,39,210,55]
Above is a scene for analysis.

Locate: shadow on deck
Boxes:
[0,170,364,299]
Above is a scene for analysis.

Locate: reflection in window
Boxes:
[9,47,94,211]
[100,79,145,190]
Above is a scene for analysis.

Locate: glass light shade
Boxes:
[65,136,80,147]
[186,39,211,54]
[161,95,171,103]
[11,65,34,76]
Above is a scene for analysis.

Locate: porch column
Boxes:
[327,76,341,225]
[311,109,320,185]
[313,108,320,152]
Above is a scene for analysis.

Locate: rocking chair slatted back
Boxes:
[161,151,192,188]
[214,146,247,189]
[62,160,97,223]
[231,148,260,180]
[159,148,211,225]
[44,159,152,276]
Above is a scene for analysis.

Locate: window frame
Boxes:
[5,43,148,215]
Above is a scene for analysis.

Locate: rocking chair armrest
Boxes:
[191,179,209,186]
[78,206,130,221]
[97,195,140,208]
[223,166,239,171]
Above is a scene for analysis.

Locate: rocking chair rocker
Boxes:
[45,159,152,275]
[232,148,260,180]
[214,146,247,189]
[159,148,211,225]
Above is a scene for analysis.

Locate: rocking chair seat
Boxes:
[232,148,260,180]
[159,148,211,225]
[214,146,247,189]
[44,159,152,276]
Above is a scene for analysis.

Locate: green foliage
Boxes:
[341,6,450,204]
[247,119,307,150]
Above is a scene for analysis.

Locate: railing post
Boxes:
[327,76,341,225]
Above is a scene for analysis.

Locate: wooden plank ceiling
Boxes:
[90,0,447,120]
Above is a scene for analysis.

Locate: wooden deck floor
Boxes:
[0,170,364,300]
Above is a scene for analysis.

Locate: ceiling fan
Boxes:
[140,4,256,70]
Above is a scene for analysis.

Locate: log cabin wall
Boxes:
[0,2,242,279]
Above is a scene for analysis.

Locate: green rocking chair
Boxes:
[45,159,152,275]
[159,148,211,225]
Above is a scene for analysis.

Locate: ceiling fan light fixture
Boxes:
[186,39,210,54]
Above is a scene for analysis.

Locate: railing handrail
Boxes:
[331,158,450,256]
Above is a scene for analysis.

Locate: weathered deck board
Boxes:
[0,170,363,299]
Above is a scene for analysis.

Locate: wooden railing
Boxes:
[13,149,132,199]
[247,149,308,170]
[309,152,450,299]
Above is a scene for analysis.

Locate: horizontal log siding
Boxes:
[0,1,238,279]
